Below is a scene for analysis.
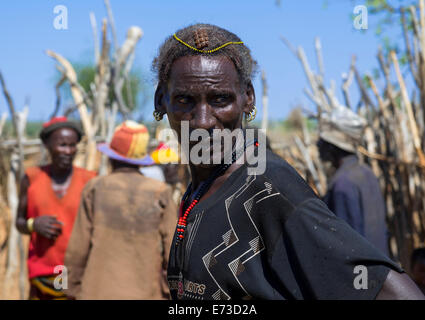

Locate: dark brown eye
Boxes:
[212,95,230,105]
[176,96,191,104]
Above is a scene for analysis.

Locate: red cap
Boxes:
[42,116,68,128]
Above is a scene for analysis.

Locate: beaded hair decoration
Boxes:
[173,29,244,54]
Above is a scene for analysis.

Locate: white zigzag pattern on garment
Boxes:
[201,174,257,299]
[201,175,281,299]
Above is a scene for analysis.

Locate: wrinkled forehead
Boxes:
[167,55,242,92]
[47,127,78,144]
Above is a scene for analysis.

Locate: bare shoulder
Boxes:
[376,270,425,300]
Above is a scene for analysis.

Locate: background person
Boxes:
[317,109,389,256]
[64,121,177,299]
[16,116,96,300]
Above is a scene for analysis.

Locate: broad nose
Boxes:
[62,145,75,155]
[191,100,216,131]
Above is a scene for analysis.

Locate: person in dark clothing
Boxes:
[153,23,424,300]
[317,138,389,255]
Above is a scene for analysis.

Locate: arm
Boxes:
[276,197,408,299]
[16,174,63,239]
[376,270,425,300]
[16,175,31,234]
[64,182,95,299]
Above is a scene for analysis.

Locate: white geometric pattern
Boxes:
[201,174,281,299]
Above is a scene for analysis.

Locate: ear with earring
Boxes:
[245,105,257,122]
[153,110,163,121]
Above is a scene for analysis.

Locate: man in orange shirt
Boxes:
[16,117,96,300]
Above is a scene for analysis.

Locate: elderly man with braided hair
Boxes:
[153,23,424,300]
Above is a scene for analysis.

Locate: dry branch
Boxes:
[390,51,425,167]
[261,70,269,131]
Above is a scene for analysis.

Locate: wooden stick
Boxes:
[401,7,421,86]
[0,71,24,181]
[294,135,321,194]
[419,0,425,65]
[390,51,425,167]
[50,74,66,119]
[3,154,22,298]
[261,70,269,131]
[353,65,376,111]
[46,50,97,170]
[368,75,390,120]
[315,37,325,80]
[89,12,100,64]
[409,6,422,73]
[95,18,110,138]
[342,55,356,110]
[104,0,119,52]
[0,112,7,136]
[112,26,143,115]
[280,35,297,57]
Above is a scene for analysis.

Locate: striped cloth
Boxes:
[29,275,68,300]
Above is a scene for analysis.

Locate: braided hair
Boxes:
[152,23,258,87]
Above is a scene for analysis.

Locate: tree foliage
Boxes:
[56,62,151,119]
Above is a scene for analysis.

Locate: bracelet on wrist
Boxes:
[26,218,34,233]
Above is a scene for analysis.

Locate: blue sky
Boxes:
[0,0,402,122]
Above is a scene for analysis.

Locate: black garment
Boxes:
[323,155,389,255]
[167,151,403,300]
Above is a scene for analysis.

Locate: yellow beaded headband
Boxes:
[173,32,244,54]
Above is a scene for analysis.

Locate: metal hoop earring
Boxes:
[153,110,163,121]
[245,105,257,122]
